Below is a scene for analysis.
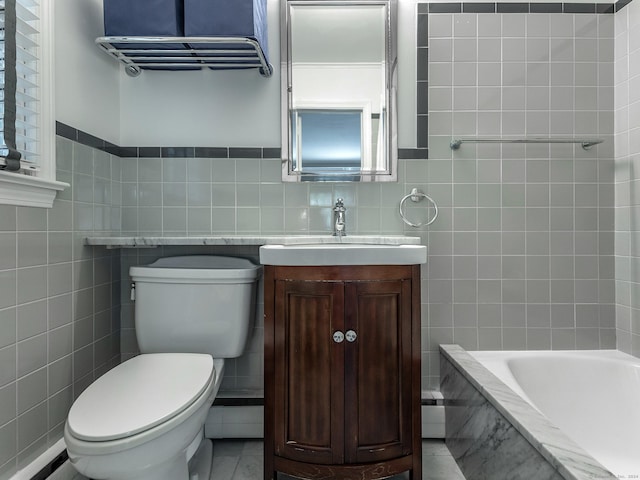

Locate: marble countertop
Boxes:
[85,235,422,248]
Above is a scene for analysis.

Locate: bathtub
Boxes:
[440,345,635,480]
[470,349,640,479]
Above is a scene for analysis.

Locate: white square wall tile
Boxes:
[527,14,550,38]
[478,38,500,62]
[453,38,477,62]
[429,62,453,87]
[453,14,477,37]
[478,14,501,37]
[429,38,453,62]
[503,38,526,62]
[429,13,452,37]
[453,63,477,86]
[501,13,526,38]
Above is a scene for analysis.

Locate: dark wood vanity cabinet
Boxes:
[264,265,422,480]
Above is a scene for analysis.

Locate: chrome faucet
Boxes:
[333,198,346,236]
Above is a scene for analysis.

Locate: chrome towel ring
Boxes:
[399,188,438,227]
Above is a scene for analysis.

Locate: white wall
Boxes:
[53,0,417,147]
[117,0,282,147]
[117,0,418,148]
[54,0,121,144]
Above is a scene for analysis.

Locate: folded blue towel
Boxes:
[104,0,184,37]
[184,0,269,65]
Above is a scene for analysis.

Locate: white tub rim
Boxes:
[467,349,637,414]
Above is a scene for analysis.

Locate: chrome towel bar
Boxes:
[450,137,604,151]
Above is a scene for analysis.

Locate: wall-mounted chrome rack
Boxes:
[95,36,273,77]
[450,137,604,151]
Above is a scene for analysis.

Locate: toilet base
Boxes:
[188,438,213,480]
[105,438,212,480]
[132,452,190,480]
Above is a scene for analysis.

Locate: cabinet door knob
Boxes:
[345,330,357,342]
[333,331,345,343]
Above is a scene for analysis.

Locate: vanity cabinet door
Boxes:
[264,265,422,480]
[344,279,413,464]
[273,278,346,465]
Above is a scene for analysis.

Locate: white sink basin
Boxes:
[259,243,427,266]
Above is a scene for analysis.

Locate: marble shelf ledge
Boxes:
[85,235,422,249]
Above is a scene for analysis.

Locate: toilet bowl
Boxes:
[64,256,261,480]
[65,354,224,480]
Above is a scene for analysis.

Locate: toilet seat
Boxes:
[67,353,214,442]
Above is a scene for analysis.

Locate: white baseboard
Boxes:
[19,401,443,480]
[205,405,264,438]
[204,404,445,440]
[422,405,445,438]
[9,440,68,480]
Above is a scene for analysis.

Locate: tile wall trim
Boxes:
[55,121,429,160]
[615,0,634,11]
[399,148,429,159]
[55,122,282,159]
[55,121,121,156]
[419,1,618,14]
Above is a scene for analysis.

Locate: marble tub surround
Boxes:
[440,345,615,480]
[85,234,422,248]
[441,356,563,480]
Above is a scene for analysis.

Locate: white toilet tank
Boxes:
[129,256,261,358]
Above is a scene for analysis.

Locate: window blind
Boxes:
[0,0,39,174]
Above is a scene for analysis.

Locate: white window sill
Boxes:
[0,171,69,208]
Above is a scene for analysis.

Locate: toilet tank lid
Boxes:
[130,255,261,281]
[66,353,215,442]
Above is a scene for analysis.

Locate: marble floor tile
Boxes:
[232,454,263,480]
[64,439,466,480]
[210,455,241,480]
[422,454,467,480]
[240,439,264,456]
[212,439,466,480]
[48,462,87,480]
[423,439,454,457]
[213,439,247,457]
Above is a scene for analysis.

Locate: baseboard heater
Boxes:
[24,393,446,480]
[207,393,445,439]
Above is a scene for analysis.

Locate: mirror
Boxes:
[281,0,398,182]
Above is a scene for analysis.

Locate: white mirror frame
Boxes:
[280,0,398,183]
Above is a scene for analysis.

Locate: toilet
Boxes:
[64,255,261,480]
